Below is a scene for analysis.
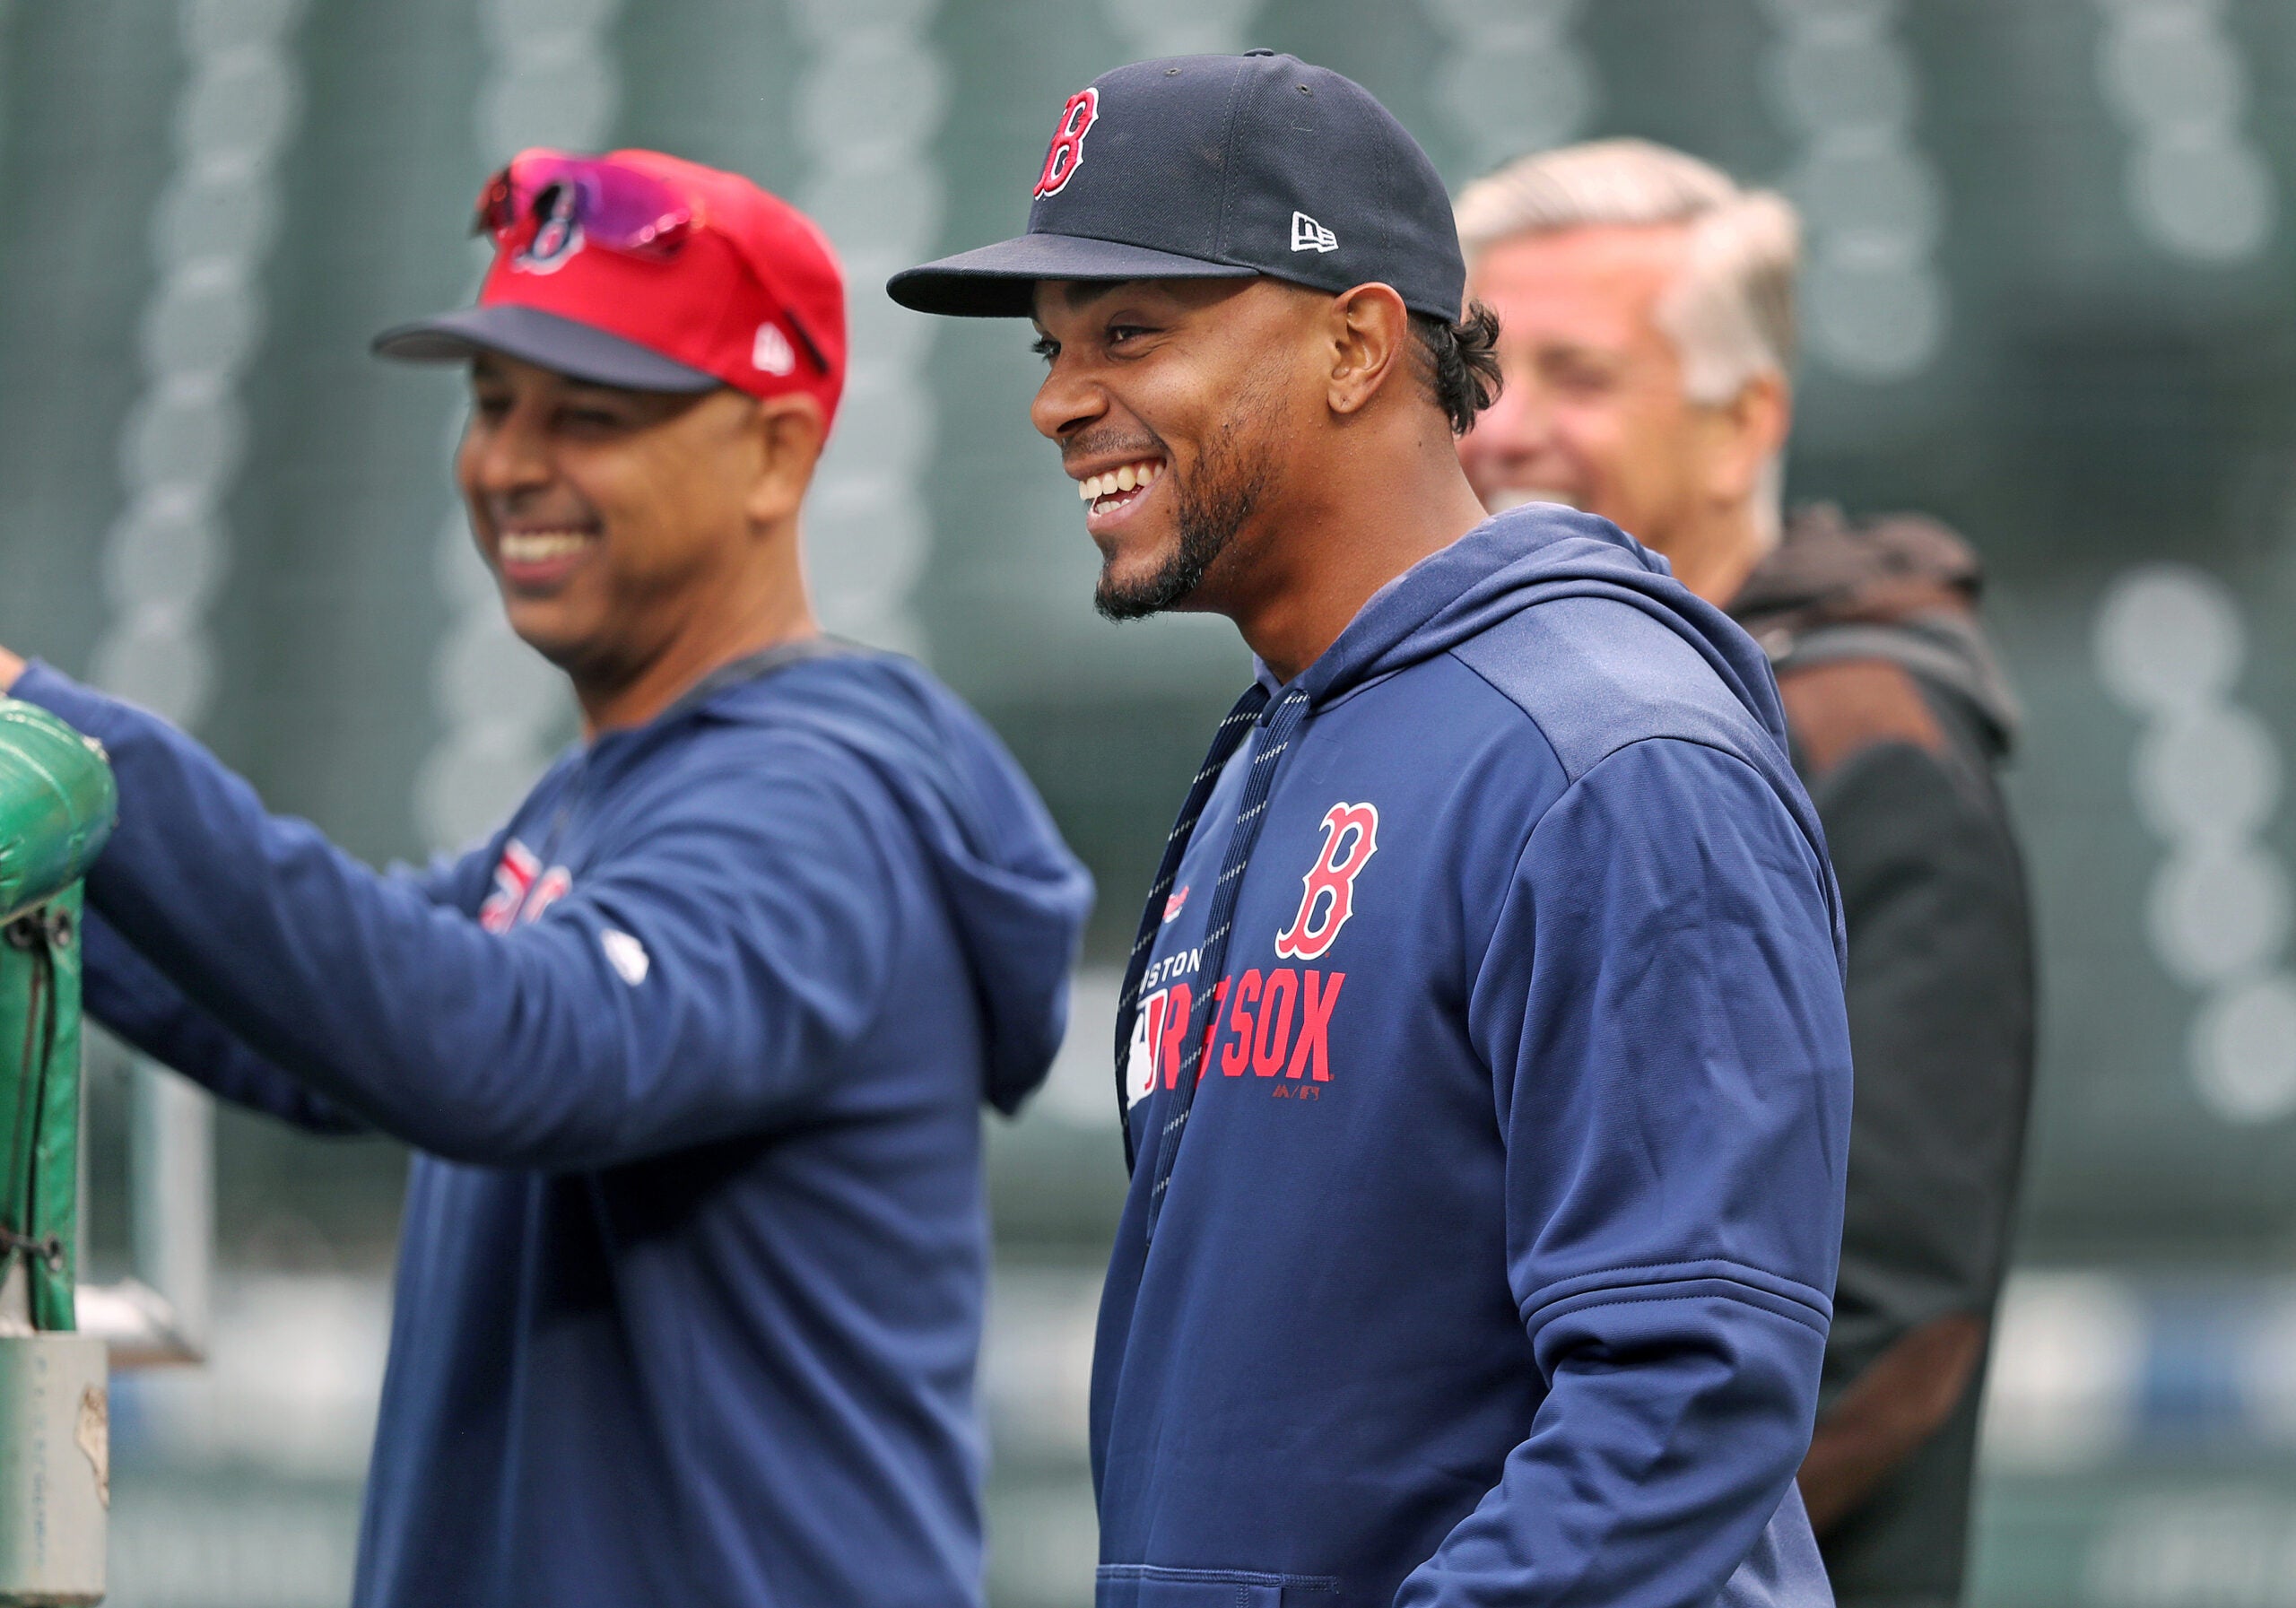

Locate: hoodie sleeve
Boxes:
[74,840,501,1136]
[1401,736,1852,1608]
[82,908,367,1134]
[16,663,906,1171]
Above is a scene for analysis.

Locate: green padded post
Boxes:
[0,704,114,926]
[0,700,116,1334]
[1,885,87,1333]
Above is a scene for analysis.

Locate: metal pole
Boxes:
[128,1064,210,1356]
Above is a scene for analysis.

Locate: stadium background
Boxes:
[2,0,2294,1602]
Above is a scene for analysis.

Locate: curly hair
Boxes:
[1413,300,1503,436]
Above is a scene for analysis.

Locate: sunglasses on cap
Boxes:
[474,151,695,257]
[473,152,830,373]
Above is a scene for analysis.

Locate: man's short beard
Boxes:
[1093,396,1276,623]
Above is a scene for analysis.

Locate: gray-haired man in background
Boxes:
[1455,139,2037,1608]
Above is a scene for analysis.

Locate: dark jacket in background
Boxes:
[1730,507,2038,1606]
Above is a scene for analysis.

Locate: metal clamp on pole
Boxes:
[0,698,117,1606]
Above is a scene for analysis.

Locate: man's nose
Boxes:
[1030,357,1106,444]
[1463,368,1553,465]
[465,404,553,500]
[1483,365,1552,441]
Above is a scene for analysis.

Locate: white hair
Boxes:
[1455,139,1799,538]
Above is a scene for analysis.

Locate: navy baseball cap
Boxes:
[888,51,1465,323]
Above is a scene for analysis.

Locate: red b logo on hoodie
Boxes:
[1274,804,1378,961]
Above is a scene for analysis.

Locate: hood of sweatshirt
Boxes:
[1297,501,1795,752]
[683,648,1092,1116]
[1728,503,2022,757]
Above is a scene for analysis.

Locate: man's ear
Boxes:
[744,393,828,526]
[1704,369,1791,504]
[1324,282,1413,419]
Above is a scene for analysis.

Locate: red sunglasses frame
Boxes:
[473,153,696,257]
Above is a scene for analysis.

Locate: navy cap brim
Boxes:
[888,232,1259,318]
[370,305,720,392]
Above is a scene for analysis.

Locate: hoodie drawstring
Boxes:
[1111,680,1276,1167]
[1113,684,1269,1167]
[1135,684,1311,1244]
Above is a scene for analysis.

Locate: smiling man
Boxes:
[894,54,1851,1608]
[0,150,1091,1607]
[1453,139,1794,602]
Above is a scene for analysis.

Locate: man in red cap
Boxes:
[0,150,1091,1607]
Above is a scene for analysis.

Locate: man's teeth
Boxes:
[499,531,595,562]
[1078,461,1163,502]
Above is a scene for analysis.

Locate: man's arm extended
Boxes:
[75,837,500,1136]
[10,660,906,1171]
[1400,738,1852,1607]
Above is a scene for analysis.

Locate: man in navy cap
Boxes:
[895,54,1850,1608]
[2,150,1091,1606]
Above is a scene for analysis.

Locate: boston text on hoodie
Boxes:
[1092,508,1854,1608]
[11,647,1091,1608]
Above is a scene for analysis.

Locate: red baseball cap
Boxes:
[374,148,848,425]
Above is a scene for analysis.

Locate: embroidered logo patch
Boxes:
[752,322,796,376]
[1290,212,1338,253]
[1033,88,1100,198]
[513,183,584,274]
[601,928,650,986]
[1274,803,1378,960]
[480,839,574,932]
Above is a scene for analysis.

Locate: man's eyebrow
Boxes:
[1534,336,1620,358]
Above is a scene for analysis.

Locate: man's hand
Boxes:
[0,648,23,694]
[1798,1311,1987,1534]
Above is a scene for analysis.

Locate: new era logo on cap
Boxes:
[1291,212,1337,253]
[752,322,796,376]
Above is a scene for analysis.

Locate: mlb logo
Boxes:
[1126,987,1170,1106]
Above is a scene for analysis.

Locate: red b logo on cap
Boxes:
[1034,89,1099,198]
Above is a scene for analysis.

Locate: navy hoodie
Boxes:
[13,648,1091,1608]
[1094,509,1851,1608]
